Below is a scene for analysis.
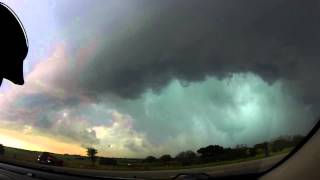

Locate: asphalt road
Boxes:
[0,154,286,179]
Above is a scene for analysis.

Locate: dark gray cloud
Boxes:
[54,0,320,104]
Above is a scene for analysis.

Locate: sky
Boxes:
[0,0,319,158]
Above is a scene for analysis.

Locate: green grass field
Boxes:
[0,146,293,171]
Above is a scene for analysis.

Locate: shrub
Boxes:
[143,156,157,163]
[175,150,196,166]
[99,157,117,165]
[159,154,172,163]
[0,144,4,155]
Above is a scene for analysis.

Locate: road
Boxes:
[0,154,285,179]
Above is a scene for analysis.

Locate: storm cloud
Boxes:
[0,0,319,157]
[53,0,320,103]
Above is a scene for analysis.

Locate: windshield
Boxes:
[0,0,319,179]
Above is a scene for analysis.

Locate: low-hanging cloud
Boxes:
[106,74,316,151]
[53,0,320,104]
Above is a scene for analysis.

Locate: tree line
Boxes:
[85,134,304,166]
[0,134,305,167]
[141,134,305,166]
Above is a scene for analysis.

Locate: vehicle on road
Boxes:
[37,152,64,167]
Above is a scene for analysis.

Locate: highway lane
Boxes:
[0,154,286,179]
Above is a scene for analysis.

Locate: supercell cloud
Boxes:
[0,0,319,157]
[56,0,320,101]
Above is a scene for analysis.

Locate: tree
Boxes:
[291,135,304,146]
[254,142,270,157]
[159,154,172,163]
[144,156,157,163]
[271,138,291,152]
[248,147,257,157]
[86,147,98,166]
[0,144,4,155]
[175,150,196,165]
[197,145,224,158]
[254,143,265,150]
[264,142,270,157]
